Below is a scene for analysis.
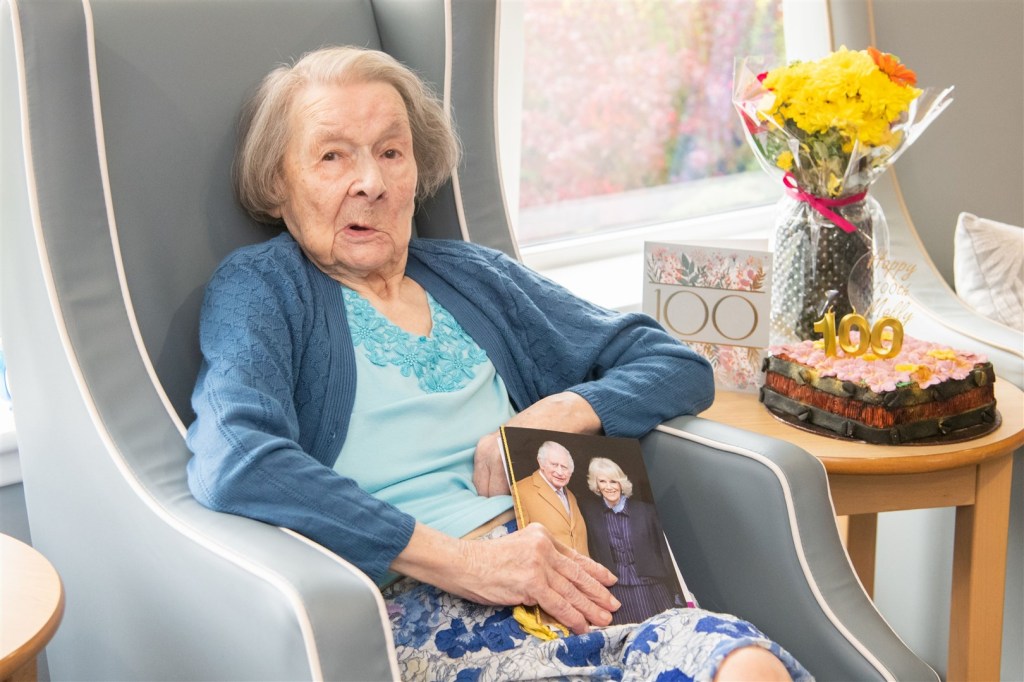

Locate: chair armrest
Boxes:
[7,358,399,680]
[7,350,399,681]
[642,415,938,681]
[167,500,400,682]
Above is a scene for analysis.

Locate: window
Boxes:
[498,0,827,310]
[514,0,785,248]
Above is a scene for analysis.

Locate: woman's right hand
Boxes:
[390,521,619,634]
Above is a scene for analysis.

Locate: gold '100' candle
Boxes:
[813,311,903,358]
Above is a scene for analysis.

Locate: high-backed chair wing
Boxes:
[375,0,519,257]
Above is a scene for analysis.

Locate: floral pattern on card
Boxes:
[689,342,764,392]
[646,246,767,292]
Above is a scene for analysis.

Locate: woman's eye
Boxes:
[322,151,339,162]
[382,149,400,160]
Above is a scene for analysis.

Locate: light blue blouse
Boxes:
[334,288,516,538]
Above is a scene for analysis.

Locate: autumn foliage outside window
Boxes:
[517,0,785,246]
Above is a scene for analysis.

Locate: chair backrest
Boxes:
[1,1,512,678]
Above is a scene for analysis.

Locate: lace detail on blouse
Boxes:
[343,287,489,393]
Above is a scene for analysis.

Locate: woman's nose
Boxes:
[349,155,386,200]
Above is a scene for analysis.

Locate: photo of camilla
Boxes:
[500,426,696,628]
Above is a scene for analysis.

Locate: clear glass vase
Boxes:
[769,192,889,345]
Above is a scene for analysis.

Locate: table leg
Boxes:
[948,454,1013,682]
[844,513,879,597]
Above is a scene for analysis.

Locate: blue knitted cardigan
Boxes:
[186,233,714,583]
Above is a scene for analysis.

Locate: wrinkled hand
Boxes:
[473,431,510,497]
[451,522,619,634]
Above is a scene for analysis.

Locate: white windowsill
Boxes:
[521,204,776,312]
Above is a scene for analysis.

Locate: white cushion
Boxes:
[953,212,1024,331]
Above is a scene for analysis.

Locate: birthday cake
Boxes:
[760,336,997,444]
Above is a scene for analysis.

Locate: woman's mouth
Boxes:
[341,223,381,239]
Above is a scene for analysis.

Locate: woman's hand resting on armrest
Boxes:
[473,391,602,497]
[390,521,619,635]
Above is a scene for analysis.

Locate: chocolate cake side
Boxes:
[760,355,997,444]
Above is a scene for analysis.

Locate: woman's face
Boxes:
[271,80,418,285]
[595,475,622,506]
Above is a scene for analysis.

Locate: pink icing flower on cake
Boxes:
[861,365,899,392]
[772,335,988,391]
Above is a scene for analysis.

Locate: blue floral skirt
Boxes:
[383,523,811,682]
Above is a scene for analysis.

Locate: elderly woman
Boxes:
[186,46,807,681]
[583,457,683,625]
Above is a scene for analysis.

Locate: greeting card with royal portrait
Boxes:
[642,240,772,392]
[500,426,697,634]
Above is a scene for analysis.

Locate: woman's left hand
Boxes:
[473,391,602,497]
[473,432,510,497]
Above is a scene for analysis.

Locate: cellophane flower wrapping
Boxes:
[733,48,953,343]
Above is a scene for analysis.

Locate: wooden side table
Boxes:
[701,379,1023,682]
[0,534,64,682]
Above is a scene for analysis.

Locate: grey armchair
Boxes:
[0,1,935,679]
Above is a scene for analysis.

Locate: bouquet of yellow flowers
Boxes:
[733,47,952,342]
[735,46,952,201]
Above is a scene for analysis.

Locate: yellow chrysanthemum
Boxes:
[776,150,794,171]
[762,47,922,147]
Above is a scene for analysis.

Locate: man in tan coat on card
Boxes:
[514,441,590,557]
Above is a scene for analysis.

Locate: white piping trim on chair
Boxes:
[653,421,902,682]
[442,0,471,244]
[11,2,326,678]
[886,172,1024,359]
[281,528,402,682]
[82,0,187,441]
[492,0,523,261]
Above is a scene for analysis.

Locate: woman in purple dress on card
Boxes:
[582,457,684,624]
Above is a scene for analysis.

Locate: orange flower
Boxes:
[868,46,918,87]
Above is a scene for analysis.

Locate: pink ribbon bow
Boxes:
[783,173,867,234]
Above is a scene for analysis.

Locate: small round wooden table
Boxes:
[0,534,64,682]
[700,379,1024,682]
